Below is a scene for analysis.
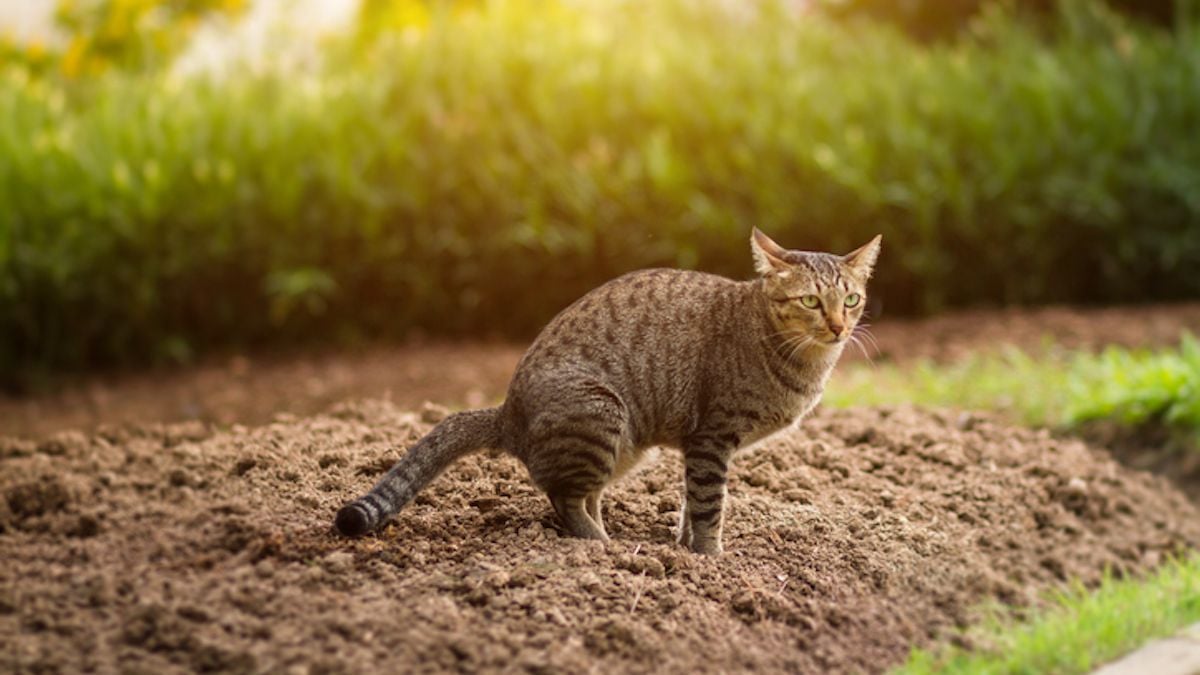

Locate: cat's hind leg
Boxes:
[551,493,608,540]
[521,384,628,541]
[527,432,618,541]
[585,491,607,538]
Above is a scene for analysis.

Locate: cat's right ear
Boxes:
[750,228,792,276]
[843,234,882,278]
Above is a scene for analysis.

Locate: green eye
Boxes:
[800,295,821,309]
[844,293,861,308]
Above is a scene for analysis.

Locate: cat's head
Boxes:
[750,228,881,348]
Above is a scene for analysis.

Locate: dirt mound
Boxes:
[2,402,1197,674]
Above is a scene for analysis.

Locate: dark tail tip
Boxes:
[334,503,372,537]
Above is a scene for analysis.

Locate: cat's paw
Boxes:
[688,537,723,555]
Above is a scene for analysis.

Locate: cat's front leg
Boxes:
[679,435,736,555]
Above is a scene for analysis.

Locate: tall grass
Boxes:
[3,1,1200,387]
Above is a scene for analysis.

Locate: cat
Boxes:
[335,229,880,554]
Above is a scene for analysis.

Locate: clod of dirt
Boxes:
[36,430,88,457]
[5,476,72,520]
[1,401,1198,674]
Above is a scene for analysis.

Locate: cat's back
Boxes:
[509,268,741,388]
[529,267,738,357]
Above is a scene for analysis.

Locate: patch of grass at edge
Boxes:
[827,333,1200,445]
[893,554,1200,675]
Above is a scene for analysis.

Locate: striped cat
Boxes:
[335,229,880,554]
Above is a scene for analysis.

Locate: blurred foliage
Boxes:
[58,0,248,75]
[819,0,1191,40]
[0,35,58,78]
[0,0,247,78]
[3,0,1200,388]
[355,0,484,42]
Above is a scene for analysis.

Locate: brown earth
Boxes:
[3,401,1197,674]
[3,302,1199,439]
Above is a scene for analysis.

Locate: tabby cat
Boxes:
[335,229,880,554]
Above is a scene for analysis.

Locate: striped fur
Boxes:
[335,229,880,554]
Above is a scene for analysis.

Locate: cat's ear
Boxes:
[843,235,882,277]
[750,228,792,276]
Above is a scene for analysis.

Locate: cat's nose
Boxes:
[829,323,845,337]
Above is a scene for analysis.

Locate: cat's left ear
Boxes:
[843,235,882,277]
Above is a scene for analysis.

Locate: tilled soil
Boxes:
[3,401,1197,674]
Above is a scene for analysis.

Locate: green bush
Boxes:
[1064,334,1200,432]
[2,1,1200,388]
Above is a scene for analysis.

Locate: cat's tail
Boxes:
[334,406,502,537]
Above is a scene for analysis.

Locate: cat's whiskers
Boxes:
[852,324,881,355]
[848,333,875,366]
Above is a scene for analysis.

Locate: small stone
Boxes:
[1065,477,1088,495]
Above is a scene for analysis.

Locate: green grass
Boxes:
[893,554,1200,675]
[827,333,1200,441]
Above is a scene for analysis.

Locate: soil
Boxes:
[3,401,1198,674]
[3,302,1199,439]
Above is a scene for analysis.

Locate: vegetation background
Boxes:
[2,0,1198,393]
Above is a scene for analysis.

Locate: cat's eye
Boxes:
[799,295,821,309]
[844,293,861,308]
